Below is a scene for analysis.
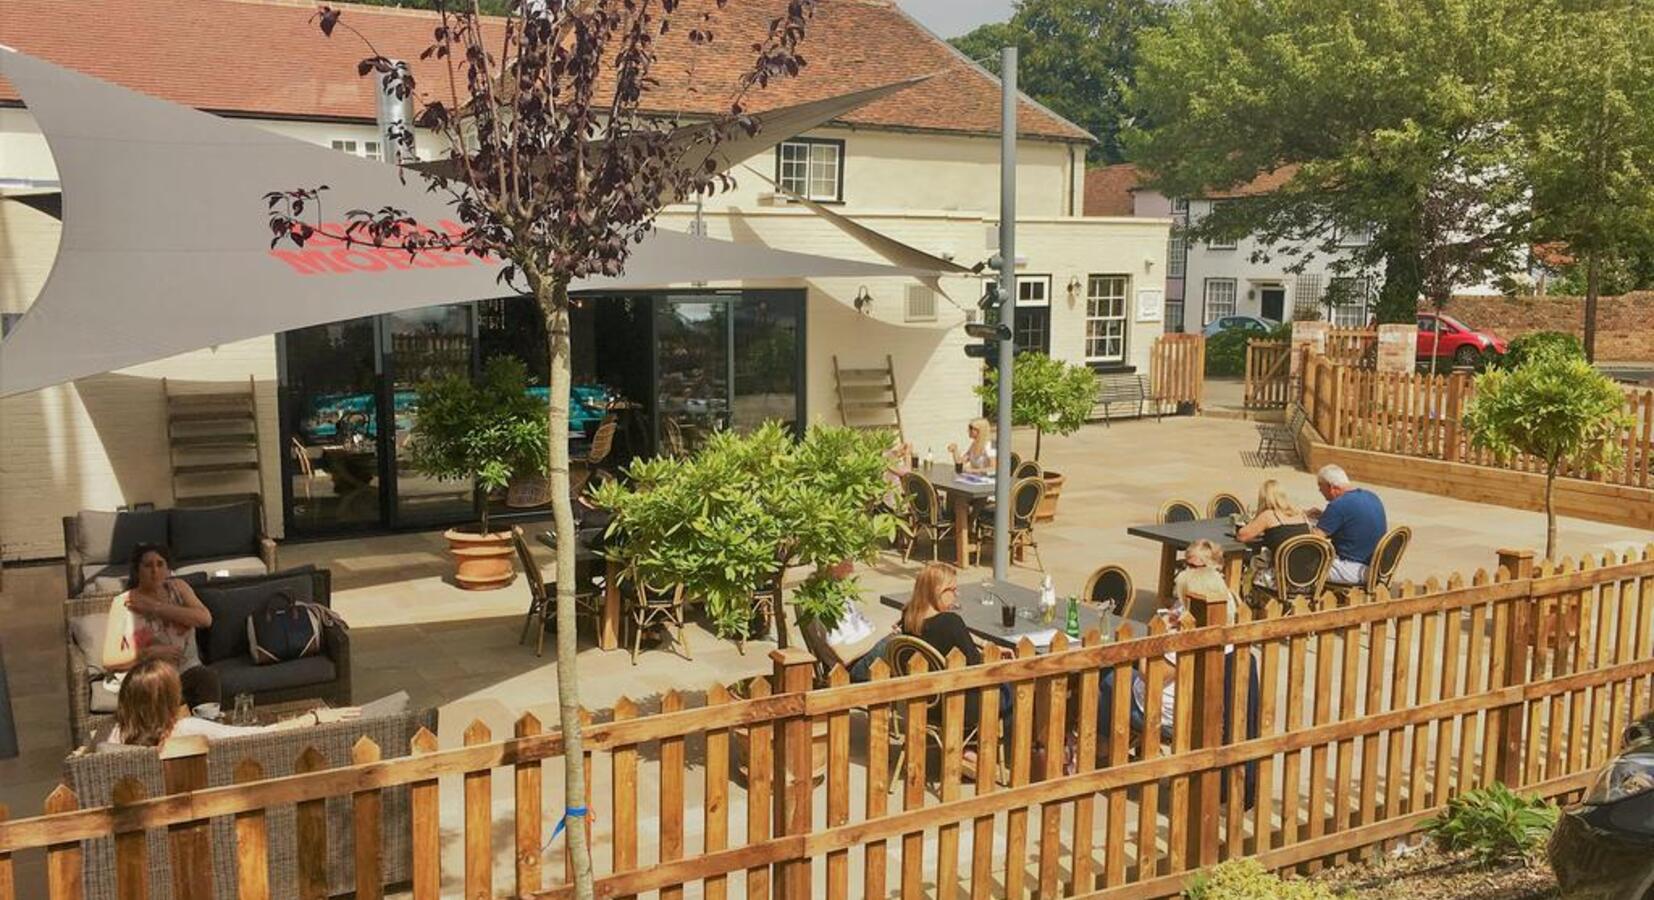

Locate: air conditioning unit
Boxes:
[905,285,938,322]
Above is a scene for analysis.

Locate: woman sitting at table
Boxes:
[901,562,980,666]
[101,543,219,710]
[1235,479,1312,594]
[101,658,357,749]
[947,418,996,474]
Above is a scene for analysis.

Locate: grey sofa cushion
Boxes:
[172,556,266,582]
[80,564,128,597]
[195,568,316,664]
[70,613,110,676]
[208,654,337,697]
[169,502,257,562]
[88,677,119,713]
[75,509,168,567]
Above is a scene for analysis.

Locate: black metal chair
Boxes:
[1207,493,1247,520]
[624,568,691,665]
[513,526,601,656]
[1254,533,1334,611]
[975,476,1046,571]
[1082,564,1135,616]
[1158,499,1201,524]
[901,471,960,564]
[1256,405,1307,466]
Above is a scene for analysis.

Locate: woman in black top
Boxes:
[1236,479,1312,593]
[901,563,980,665]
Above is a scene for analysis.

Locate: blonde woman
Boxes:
[947,418,995,474]
[900,563,978,665]
[1170,539,1239,619]
[102,659,356,749]
[1236,479,1311,591]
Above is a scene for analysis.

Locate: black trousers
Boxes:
[180,664,222,710]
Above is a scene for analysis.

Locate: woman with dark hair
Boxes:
[101,543,220,710]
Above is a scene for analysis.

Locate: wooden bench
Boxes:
[1092,373,1159,425]
[1255,404,1307,466]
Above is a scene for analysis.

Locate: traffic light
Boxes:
[964,321,1012,359]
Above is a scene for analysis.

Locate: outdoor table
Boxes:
[537,529,625,652]
[880,578,1146,650]
[1125,517,1251,602]
[915,462,997,567]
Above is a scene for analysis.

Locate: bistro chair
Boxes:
[1332,526,1412,598]
[1008,451,1022,476]
[662,417,688,458]
[975,476,1046,571]
[1081,564,1135,616]
[1207,492,1247,520]
[1012,457,1044,482]
[742,568,785,656]
[572,417,619,494]
[1158,499,1201,525]
[901,471,962,564]
[624,568,691,665]
[514,526,602,655]
[884,635,981,793]
[1253,533,1334,611]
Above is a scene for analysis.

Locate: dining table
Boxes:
[1125,517,1253,602]
[880,578,1146,651]
[536,529,625,652]
[914,461,997,567]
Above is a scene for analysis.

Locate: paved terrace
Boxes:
[0,414,1647,894]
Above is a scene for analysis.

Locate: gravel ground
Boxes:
[1310,846,1560,899]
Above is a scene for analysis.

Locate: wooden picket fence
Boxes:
[1302,355,1654,488]
[1242,340,1292,410]
[1150,334,1205,411]
[3,547,1652,900]
[1323,328,1377,368]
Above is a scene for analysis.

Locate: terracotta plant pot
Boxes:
[444,527,517,591]
[731,718,831,785]
[1035,471,1065,523]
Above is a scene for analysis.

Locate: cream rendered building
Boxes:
[0,0,1168,559]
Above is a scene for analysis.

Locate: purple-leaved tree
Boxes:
[266,2,814,894]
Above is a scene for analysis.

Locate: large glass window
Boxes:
[732,293,803,432]
[776,138,844,202]
[1084,274,1130,363]
[1203,278,1237,324]
[386,306,477,527]
[280,318,382,534]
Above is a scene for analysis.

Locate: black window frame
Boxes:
[774,137,846,204]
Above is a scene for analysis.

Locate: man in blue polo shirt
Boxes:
[1309,464,1387,585]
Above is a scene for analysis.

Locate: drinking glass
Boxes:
[233,693,255,726]
[1000,604,1017,629]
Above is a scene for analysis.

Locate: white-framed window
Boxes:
[1168,234,1187,278]
[1084,274,1130,363]
[331,138,383,161]
[1328,276,1374,326]
[1205,200,1237,250]
[1171,197,1190,220]
[775,138,844,202]
[1202,278,1238,324]
[1016,275,1050,308]
[1333,223,1373,247]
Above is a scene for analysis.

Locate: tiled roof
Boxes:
[1083,163,1141,216]
[1084,162,1302,211]
[0,0,1093,142]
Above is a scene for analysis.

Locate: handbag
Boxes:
[247,590,323,665]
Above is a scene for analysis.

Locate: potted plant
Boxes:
[977,352,1097,521]
[409,356,550,590]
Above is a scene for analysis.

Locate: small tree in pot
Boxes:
[409,356,549,588]
[976,352,1096,520]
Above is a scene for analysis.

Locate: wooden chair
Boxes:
[624,568,691,665]
[1082,564,1135,615]
[513,526,601,656]
[975,476,1046,571]
[1253,533,1333,611]
[662,417,687,458]
[1207,492,1247,520]
[1158,499,1201,524]
[901,471,960,564]
[883,634,980,793]
[572,418,619,494]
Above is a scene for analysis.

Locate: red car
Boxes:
[1417,312,1508,367]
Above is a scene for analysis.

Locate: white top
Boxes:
[101,715,268,750]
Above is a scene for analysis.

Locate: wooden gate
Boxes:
[1150,334,1205,411]
[1242,340,1291,409]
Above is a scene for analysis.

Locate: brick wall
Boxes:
[1450,292,1654,362]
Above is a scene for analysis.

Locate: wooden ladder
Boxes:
[164,375,265,507]
[833,354,904,440]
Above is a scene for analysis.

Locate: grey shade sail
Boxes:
[0,47,929,397]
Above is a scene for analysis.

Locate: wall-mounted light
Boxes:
[1144,256,1157,273]
[1066,275,1082,307]
[853,285,873,315]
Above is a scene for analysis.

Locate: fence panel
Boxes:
[1151,334,1206,410]
[1243,340,1292,409]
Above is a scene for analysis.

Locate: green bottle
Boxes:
[1065,595,1082,639]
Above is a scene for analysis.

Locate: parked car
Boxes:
[1417,312,1508,367]
[1548,714,1654,898]
[1201,315,1276,339]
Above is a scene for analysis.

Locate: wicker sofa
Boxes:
[65,705,435,900]
[63,501,278,598]
[64,567,351,744]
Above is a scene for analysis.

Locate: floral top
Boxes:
[113,580,203,671]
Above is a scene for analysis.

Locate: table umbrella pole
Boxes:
[992,46,1017,582]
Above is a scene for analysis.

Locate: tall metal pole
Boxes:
[993,47,1017,581]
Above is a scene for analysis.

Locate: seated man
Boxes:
[1308,464,1387,585]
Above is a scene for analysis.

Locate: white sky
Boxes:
[896,0,1016,39]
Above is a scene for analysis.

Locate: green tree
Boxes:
[951,0,1172,163]
[976,352,1096,460]
[1462,351,1632,558]
[1128,0,1539,322]
[1518,1,1654,361]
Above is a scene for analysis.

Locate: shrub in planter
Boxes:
[976,352,1095,521]
[1421,783,1559,867]
[1183,859,1339,899]
[1496,330,1585,370]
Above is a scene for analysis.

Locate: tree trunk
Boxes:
[1544,462,1559,561]
[1034,426,1043,462]
[541,274,593,900]
[1374,238,1423,324]
[1583,254,1600,363]
[771,569,791,650]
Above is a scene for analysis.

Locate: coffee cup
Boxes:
[193,702,221,721]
